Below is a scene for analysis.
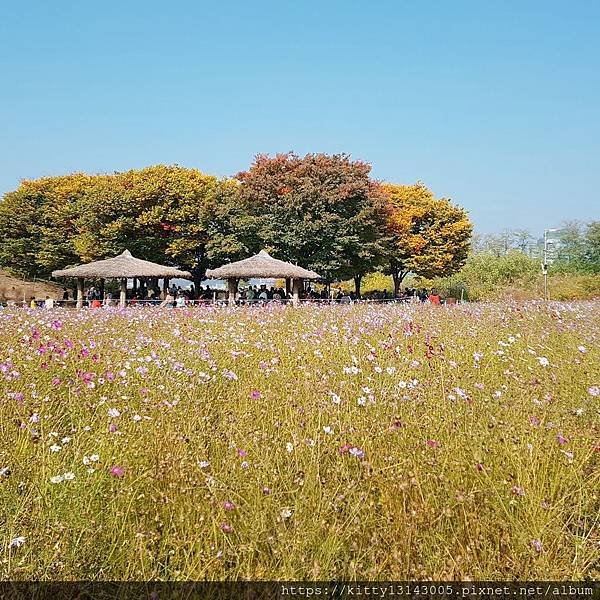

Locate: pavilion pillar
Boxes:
[163,278,169,298]
[76,278,84,308]
[227,278,238,306]
[285,278,291,299]
[292,278,301,307]
[119,278,127,308]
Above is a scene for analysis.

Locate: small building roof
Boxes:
[205,250,321,280]
[51,250,192,280]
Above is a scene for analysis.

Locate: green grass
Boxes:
[0,301,598,580]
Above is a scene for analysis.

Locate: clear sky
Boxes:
[1,1,598,234]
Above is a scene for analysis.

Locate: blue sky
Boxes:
[1,0,598,234]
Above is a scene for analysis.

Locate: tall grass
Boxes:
[0,302,598,580]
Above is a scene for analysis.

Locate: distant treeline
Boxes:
[0,154,472,295]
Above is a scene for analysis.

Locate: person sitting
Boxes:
[29,296,37,309]
[44,296,55,309]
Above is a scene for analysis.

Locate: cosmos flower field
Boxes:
[0,301,598,581]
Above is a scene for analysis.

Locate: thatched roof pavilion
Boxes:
[205,250,321,305]
[52,250,191,307]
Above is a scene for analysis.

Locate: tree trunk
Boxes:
[392,270,408,297]
[193,275,203,299]
[353,275,362,298]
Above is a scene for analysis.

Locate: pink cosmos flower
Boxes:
[511,485,525,497]
[557,433,568,444]
[339,443,352,455]
[223,500,235,511]
[531,539,542,552]
[110,465,125,477]
[528,416,540,427]
[426,440,440,448]
[236,448,247,457]
[250,390,261,400]
[220,523,233,533]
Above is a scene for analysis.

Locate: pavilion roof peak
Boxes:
[51,250,192,280]
[206,250,320,280]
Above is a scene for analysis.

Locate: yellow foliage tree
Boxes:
[381,182,473,295]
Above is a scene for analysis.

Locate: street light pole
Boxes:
[543,228,559,301]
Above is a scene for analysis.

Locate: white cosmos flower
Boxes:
[10,536,26,548]
[50,475,64,484]
[49,444,61,453]
[63,472,75,481]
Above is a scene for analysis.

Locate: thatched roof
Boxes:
[51,250,192,280]
[205,250,321,280]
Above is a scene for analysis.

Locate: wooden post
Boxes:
[292,278,301,307]
[76,278,84,308]
[119,278,127,308]
[227,278,238,306]
[285,278,291,299]
[163,278,169,298]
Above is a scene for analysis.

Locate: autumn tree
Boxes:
[381,182,472,295]
[0,166,236,287]
[236,152,384,292]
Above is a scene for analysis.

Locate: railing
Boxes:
[3,296,430,309]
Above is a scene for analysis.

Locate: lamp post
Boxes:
[543,228,559,301]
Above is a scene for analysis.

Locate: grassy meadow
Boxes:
[0,301,598,580]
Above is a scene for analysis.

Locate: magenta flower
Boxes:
[236,448,247,457]
[262,487,272,495]
[426,439,440,448]
[52,377,61,386]
[110,465,125,477]
[222,500,235,511]
[475,463,484,472]
[108,423,118,433]
[250,390,261,400]
[339,443,352,455]
[220,523,233,533]
[557,433,569,444]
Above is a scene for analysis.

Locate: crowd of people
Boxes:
[7,282,453,309]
